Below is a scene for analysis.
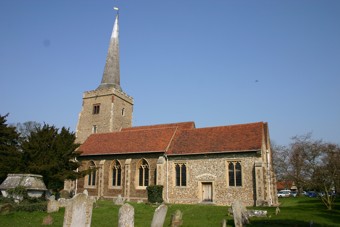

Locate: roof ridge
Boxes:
[175,122,265,132]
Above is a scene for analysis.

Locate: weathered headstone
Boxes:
[275,206,280,215]
[58,198,71,208]
[247,210,267,217]
[47,196,60,213]
[170,210,183,227]
[114,194,125,205]
[59,190,70,199]
[118,203,134,227]
[42,214,54,225]
[0,203,13,215]
[151,204,168,227]
[221,219,227,227]
[63,193,95,227]
[231,200,249,227]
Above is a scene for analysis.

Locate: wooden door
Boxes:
[202,183,212,202]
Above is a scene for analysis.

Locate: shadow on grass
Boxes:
[249,219,335,227]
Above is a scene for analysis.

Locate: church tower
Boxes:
[75,13,133,144]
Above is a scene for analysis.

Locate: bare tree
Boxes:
[271,141,289,181]
[15,121,41,140]
[312,143,340,210]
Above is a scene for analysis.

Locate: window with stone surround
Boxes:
[111,160,122,187]
[86,161,96,187]
[175,163,187,187]
[93,104,100,114]
[228,161,242,187]
[138,159,149,187]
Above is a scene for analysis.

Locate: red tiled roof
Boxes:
[277,181,295,190]
[79,127,177,156]
[167,122,264,155]
[79,122,266,156]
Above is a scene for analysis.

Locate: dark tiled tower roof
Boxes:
[98,14,121,90]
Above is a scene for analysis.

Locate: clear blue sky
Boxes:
[1,0,339,146]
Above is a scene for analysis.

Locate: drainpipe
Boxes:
[164,154,169,203]
[75,168,78,195]
[266,149,272,205]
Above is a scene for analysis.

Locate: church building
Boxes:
[69,13,278,207]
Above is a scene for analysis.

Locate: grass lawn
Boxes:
[0,197,339,226]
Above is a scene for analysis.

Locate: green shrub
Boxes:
[13,201,47,212]
[7,186,28,200]
[147,185,164,203]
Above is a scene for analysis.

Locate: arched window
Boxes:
[228,161,242,187]
[228,162,235,186]
[87,161,96,186]
[235,162,242,186]
[138,159,149,187]
[175,163,187,187]
[112,160,122,187]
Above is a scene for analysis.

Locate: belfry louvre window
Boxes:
[175,163,187,186]
[87,161,96,186]
[93,104,100,114]
[112,160,121,187]
[138,159,149,187]
[228,161,242,187]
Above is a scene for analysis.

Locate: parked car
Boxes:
[290,191,298,197]
[277,190,291,197]
[307,191,318,197]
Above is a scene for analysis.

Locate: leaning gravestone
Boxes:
[170,210,183,227]
[151,204,168,227]
[232,200,249,227]
[63,193,95,227]
[118,203,134,227]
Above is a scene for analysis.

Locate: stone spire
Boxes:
[98,14,121,90]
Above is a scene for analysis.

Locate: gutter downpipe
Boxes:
[164,154,169,203]
[73,155,79,195]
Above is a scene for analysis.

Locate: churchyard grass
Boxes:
[0,197,339,226]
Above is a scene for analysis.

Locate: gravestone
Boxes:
[60,190,70,199]
[247,210,267,217]
[232,200,249,227]
[114,194,125,205]
[42,214,54,225]
[170,210,183,227]
[58,198,71,208]
[0,203,13,215]
[221,219,227,227]
[47,196,60,213]
[118,203,134,227]
[63,193,95,227]
[151,204,168,227]
[275,206,280,215]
